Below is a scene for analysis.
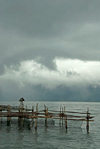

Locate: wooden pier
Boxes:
[0,98,94,133]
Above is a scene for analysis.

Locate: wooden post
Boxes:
[64,106,65,113]
[0,107,2,123]
[31,106,34,127]
[18,107,21,126]
[26,105,27,112]
[36,104,38,113]
[59,106,61,126]
[35,118,37,130]
[7,105,11,126]
[18,98,24,127]
[35,104,38,130]
[32,106,34,114]
[24,105,27,121]
[44,104,47,127]
[62,107,63,126]
[45,108,48,127]
[64,106,67,130]
[86,108,89,133]
[65,115,67,130]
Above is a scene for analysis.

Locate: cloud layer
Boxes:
[0,1,100,101]
[1,58,100,89]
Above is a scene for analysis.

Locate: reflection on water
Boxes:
[0,101,99,149]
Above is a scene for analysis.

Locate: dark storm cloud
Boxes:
[0,0,100,36]
[0,0,89,37]
[0,0,100,66]
[0,0,100,101]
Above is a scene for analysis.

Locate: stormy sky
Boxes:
[0,0,100,101]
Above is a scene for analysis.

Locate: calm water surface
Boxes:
[0,101,99,149]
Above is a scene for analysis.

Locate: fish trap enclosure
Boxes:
[0,98,94,133]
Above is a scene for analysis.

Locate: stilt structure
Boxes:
[0,99,94,133]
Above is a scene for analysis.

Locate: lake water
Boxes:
[0,101,99,149]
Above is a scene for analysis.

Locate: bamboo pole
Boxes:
[26,105,27,112]
[64,106,65,113]
[44,104,47,127]
[31,106,34,127]
[18,100,24,127]
[65,115,67,130]
[18,107,21,126]
[0,107,2,123]
[7,105,11,126]
[64,106,67,130]
[59,106,61,126]
[62,107,63,126]
[35,104,38,130]
[86,108,89,133]
[45,107,48,127]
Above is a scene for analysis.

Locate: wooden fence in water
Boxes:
[0,98,94,133]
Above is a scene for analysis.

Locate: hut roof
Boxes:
[19,98,25,102]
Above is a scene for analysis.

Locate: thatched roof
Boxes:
[19,98,25,102]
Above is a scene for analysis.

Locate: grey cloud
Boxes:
[0,0,100,38]
[0,0,100,101]
[0,0,100,64]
